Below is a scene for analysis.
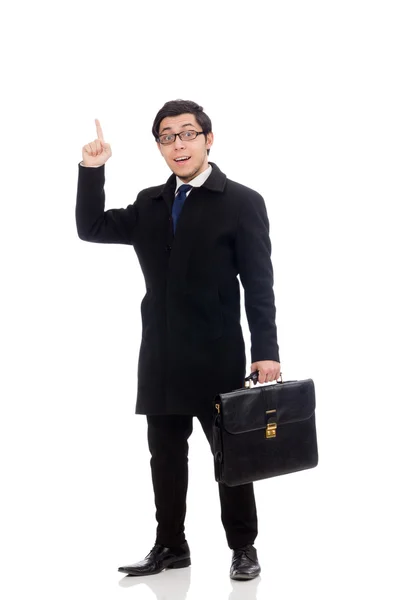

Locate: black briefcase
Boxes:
[213,372,318,486]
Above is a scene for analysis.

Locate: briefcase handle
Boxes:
[244,370,283,388]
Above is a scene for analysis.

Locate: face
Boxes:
[157,113,214,182]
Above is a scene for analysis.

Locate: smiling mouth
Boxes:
[174,156,191,164]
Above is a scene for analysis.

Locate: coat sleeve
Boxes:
[235,191,280,364]
[75,162,138,244]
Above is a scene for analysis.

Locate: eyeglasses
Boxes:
[157,130,205,145]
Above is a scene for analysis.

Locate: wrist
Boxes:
[80,161,102,168]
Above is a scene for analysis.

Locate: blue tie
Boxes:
[172,184,192,233]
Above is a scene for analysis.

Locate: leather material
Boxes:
[221,379,314,434]
[118,541,191,576]
[213,377,318,486]
[230,544,261,580]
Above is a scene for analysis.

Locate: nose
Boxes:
[173,136,186,151]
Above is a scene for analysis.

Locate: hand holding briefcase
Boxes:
[213,371,318,486]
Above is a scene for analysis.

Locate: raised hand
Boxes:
[82,119,112,167]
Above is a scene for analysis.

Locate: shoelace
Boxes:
[232,546,255,563]
[145,543,163,559]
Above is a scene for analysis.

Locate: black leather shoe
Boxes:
[118,541,191,576]
[230,544,261,580]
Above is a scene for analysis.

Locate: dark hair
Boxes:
[152,99,212,154]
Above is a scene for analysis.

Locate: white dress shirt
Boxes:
[174,164,212,197]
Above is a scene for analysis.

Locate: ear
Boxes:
[206,132,214,152]
[157,141,163,156]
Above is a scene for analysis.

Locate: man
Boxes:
[75,100,281,581]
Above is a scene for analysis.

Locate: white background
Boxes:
[1,1,396,599]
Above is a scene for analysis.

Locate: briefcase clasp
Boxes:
[266,422,277,439]
[265,409,277,439]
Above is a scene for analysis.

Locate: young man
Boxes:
[75,100,281,581]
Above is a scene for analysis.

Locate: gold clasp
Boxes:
[215,403,220,414]
[266,423,277,439]
[265,409,277,439]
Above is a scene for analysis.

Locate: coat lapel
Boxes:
[152,163,227,292]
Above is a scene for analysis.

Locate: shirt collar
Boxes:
[151,163,227,203]
[175,164,212,194]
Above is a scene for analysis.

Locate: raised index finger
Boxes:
[95,118,104,141]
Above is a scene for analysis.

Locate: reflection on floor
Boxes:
[119,565,261,599]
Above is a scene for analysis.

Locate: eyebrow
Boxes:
[159,123,195,134]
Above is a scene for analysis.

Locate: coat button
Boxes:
[165,245,172,252]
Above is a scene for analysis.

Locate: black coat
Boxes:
[75,161,280,415]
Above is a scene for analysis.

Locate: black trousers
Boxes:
[147,413,258,550]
